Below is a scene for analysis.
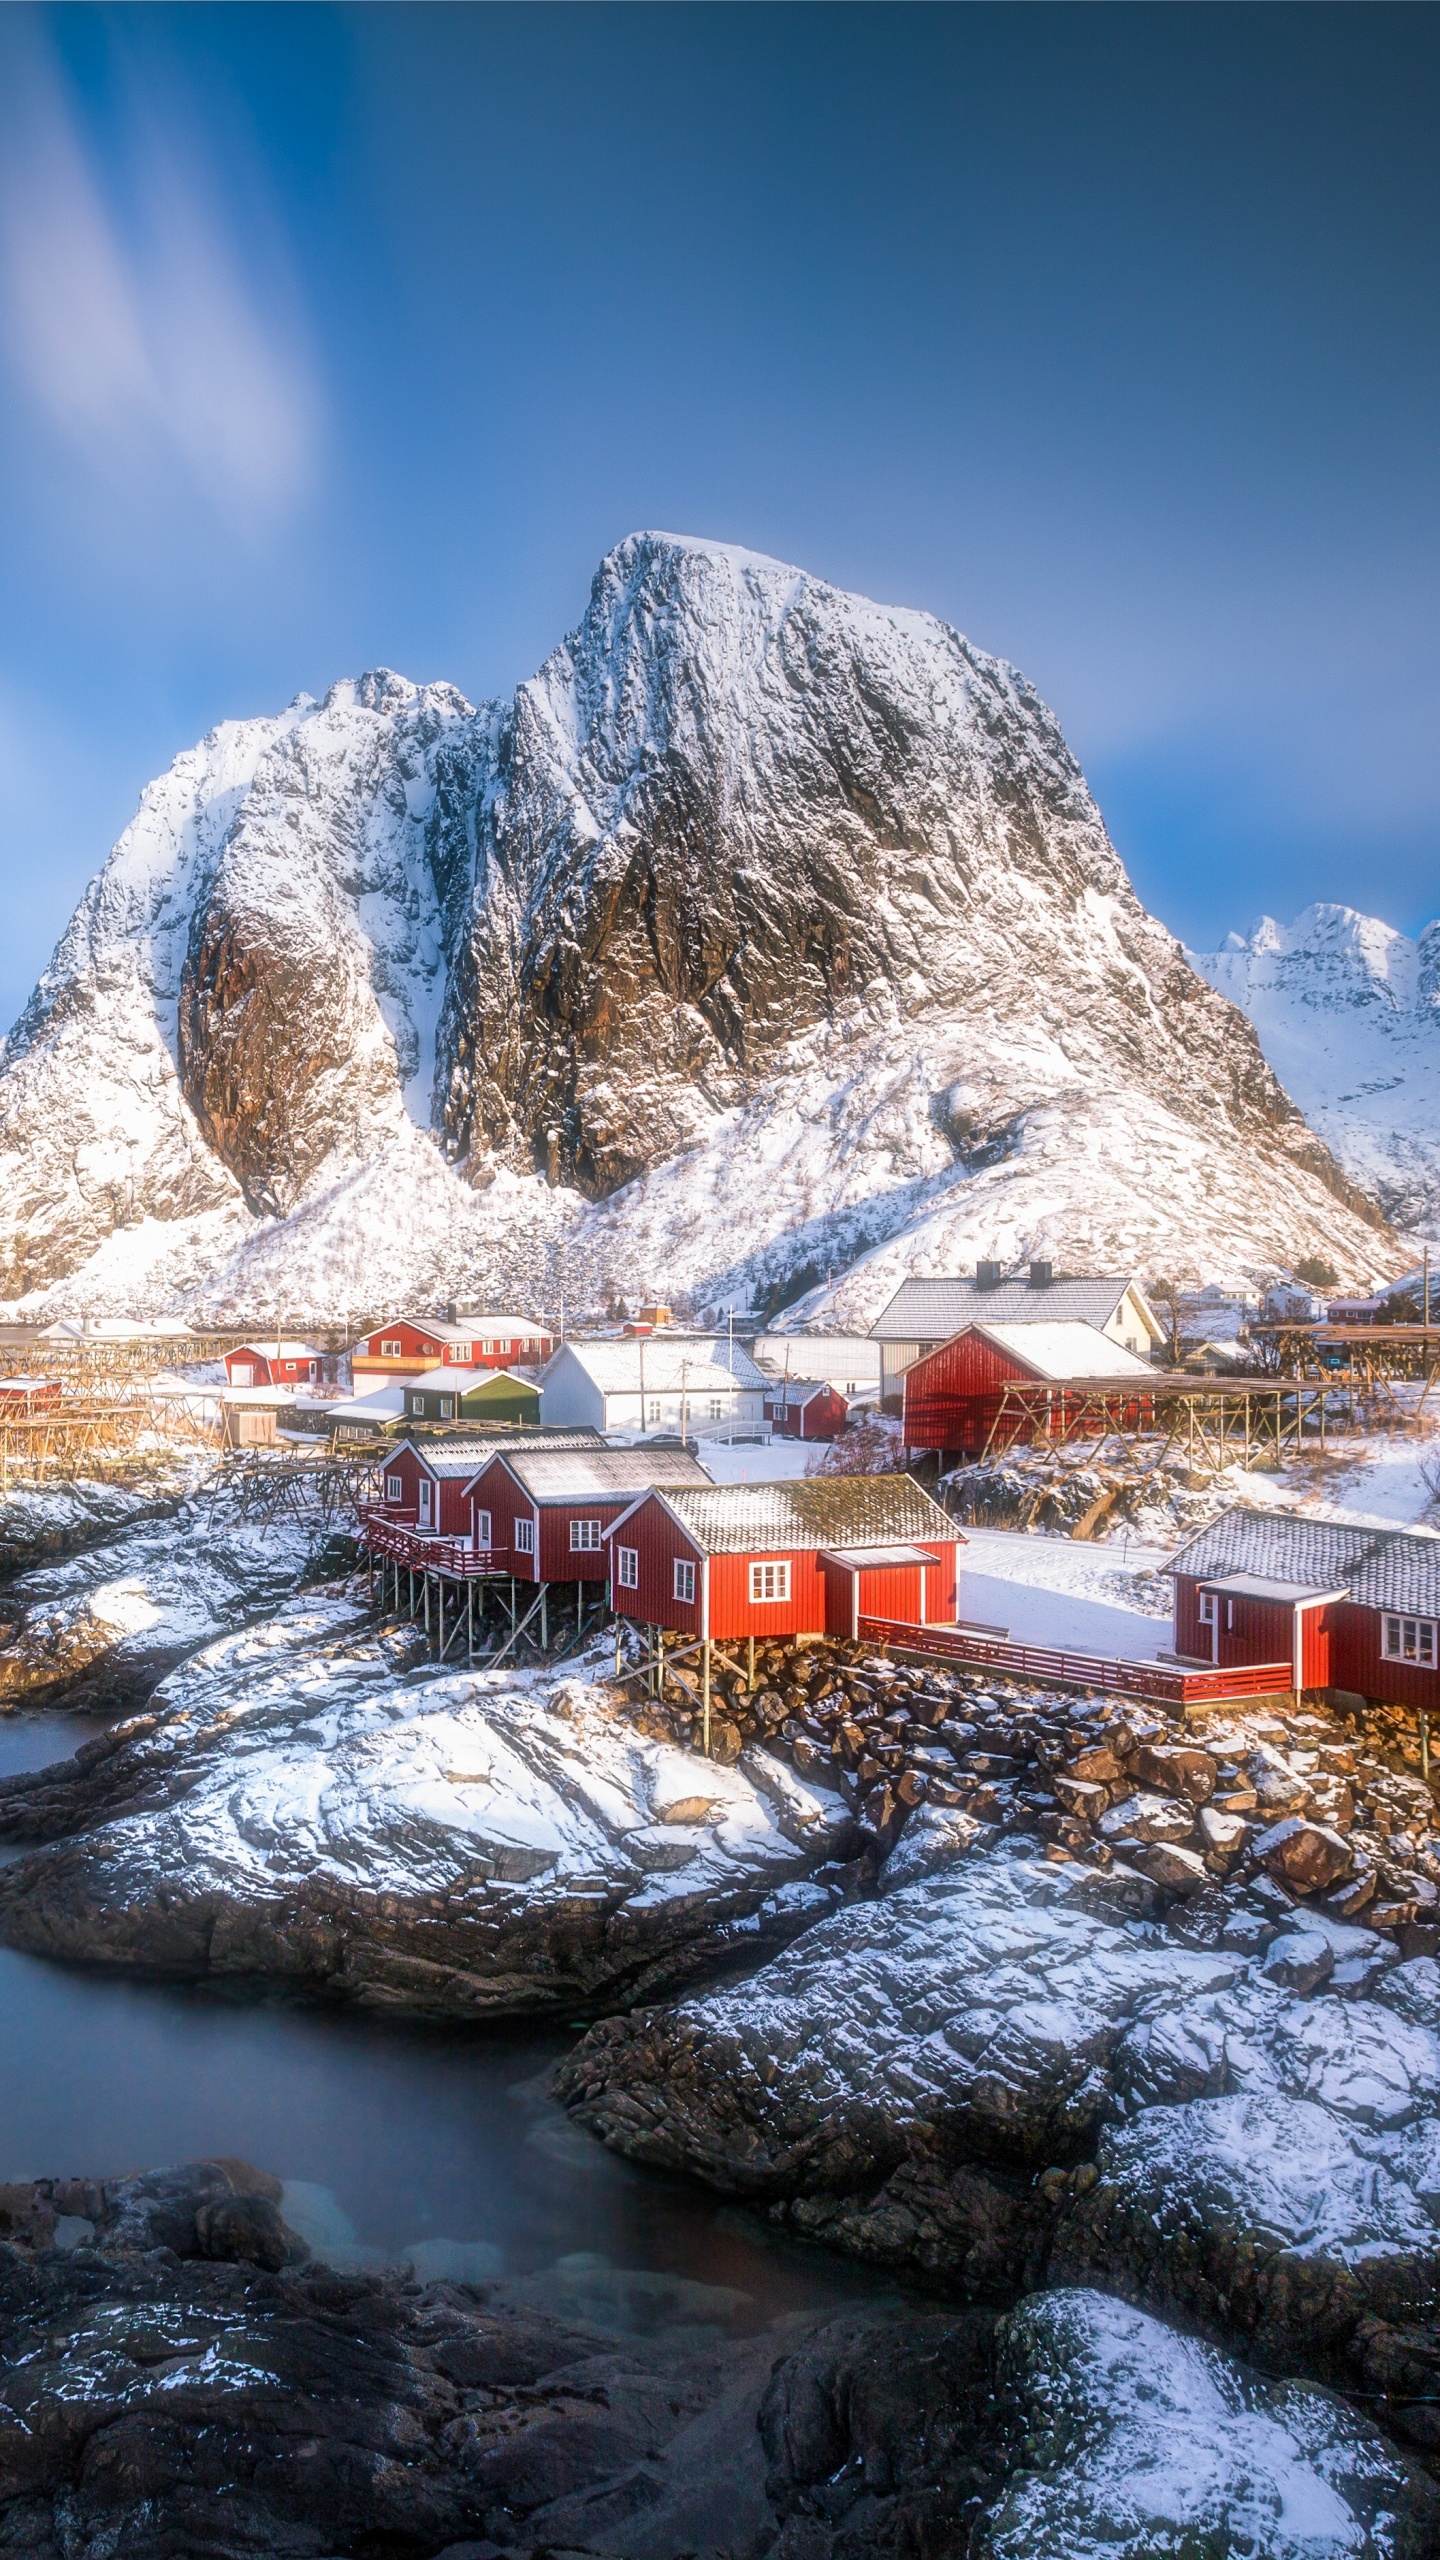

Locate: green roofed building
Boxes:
[404,1366,540,1427]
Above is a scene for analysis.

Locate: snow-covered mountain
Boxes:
[1193,907,1440,1237]
[0,535,1399,1323]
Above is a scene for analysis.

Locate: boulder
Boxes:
[1261,1930,1334,1995]
[1130,1742,1218,1804]
[1255,1816,1352,1895]
[1128,1841,1210,1895]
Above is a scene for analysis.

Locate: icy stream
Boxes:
[0,1705,889,2335]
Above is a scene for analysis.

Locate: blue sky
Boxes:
[0,3,1436,1034]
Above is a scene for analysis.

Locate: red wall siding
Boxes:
[466,1457,533,1572]
[1216,1592,1294,1673]
[1331,1602,1440,1710]
[608,1496,705,1634]
[537,1499,624,1584]
[707,1548,828,1639]
[378,1445,469,1534]
[380,1446,425,1519]
[903,1330,1029,1454]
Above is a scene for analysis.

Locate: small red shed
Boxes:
[762,1378,854,1441]
[902,1320,1155,1460]
[1166,1508,1440,1710]
[0,1376,62,1414]
[224,1341,322,1389]
[463,1447,712,1584]
[604,1476,962,1643]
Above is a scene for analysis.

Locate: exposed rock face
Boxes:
[0,2157,1426,2560]
[0,536,1395,1321]
[0,1495,343,1711]
[1195,904,1440,1232]
[0,1601,856,2014]
[556,1852,1440,2428]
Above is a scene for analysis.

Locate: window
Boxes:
[749,1560,791,1603]
[474,1508,492,1547]
[1383,1614,1437,1666]
[570,1518,602,1550]
[515,1518,536,1554]
[409,1395,422,1415]
[1198,1592,1217,1627]
[381,1339,402,1357]
[708,1397,724,1420]
[439,1397,454,1419]
[385,1474,403,1502]
[617,1546,639,1589]
[481,1339,495,1356]
[674,1558,696,1603]
[647,1399,662,1422]
[451,1343,471,1363]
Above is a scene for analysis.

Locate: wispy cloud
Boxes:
[0,22,320,526]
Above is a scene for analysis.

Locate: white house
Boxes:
[750,1332,882,1395]
[539,1336,769,1440]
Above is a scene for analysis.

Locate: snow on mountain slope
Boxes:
[0,536,1400,1322]
[1193,907,1440,1235]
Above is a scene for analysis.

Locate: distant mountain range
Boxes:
[0,534,1401,1324]
[1193,906,1440,1238]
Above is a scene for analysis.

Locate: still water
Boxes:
[0,1707,882,2331]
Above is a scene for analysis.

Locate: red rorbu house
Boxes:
[372,1429,606,1545]
[464,1448,713,1584]
[902,1321,1155,1463]
[224,1341,322,1388]
[762,1379,854,1442]
[604,1476,962,1646]
[352,1314,553,1387]
[1166,1508,1440,1709]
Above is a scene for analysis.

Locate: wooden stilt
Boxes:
[540,1584,548,1651]
[702,1638,712,1758]
[467,1581,474,1662]
[747,1635,755,1691]
[437,1580,444,1658]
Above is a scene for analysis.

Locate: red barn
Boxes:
[903,1320,1155,1460]
[464,1447,712,1584]
[1166,1508,1440,1709]
[352,1314,552,1385]
[224,1341,321,1388]
[762,1378,854,1441]
[604,1476,962,1643]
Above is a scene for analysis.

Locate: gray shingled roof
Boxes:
[394,1427,604,1481]
[496,1449,712,1499]
[1166,1507,1440,1616]
[650,1475,956,1554]
[870,1276,1154,1340]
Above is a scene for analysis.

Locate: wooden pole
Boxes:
[468,1580,474,1661]
[747,1634,755,1691]
[702,1639,711,1757]
[540,1584,548,1651]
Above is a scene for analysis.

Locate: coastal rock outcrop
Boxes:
[556,1850,1440,2428]
[0,1600,856,2014]
[0,2156,1428,2559]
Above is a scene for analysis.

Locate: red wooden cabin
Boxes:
[224,1341,321,1389]
[352,1314,553,1385]
[762,1379,853,1441]
[903,1320,1155,1460]
[604,1476,962,1642]
[0,1376,62,1414]
[463,1447,712,1585]
[1167,1508,1440,1709]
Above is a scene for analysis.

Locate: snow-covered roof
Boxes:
[394,1426,607,1480]
[618,1475,956,1555]
[1167,1507,1440,1616]
[763,1378,838,1404]
[821,1544,938,1569]
[328,1384,406,1422]
[488,1449,713,1500]
[751,1333,882,1379]
[871,1276,1158,1341]
[365,1313,550,1345]
[231,1340,320,1361]
[550,1339,768,1394]
[967,1320,1155,1382]
[406,1365,537,1395]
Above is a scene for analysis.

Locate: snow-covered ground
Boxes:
[957,1525,1173,1662]
[697,1437,814,1485]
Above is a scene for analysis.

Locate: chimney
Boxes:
[1027,1260,1053,1289]
[976,1260,1003,1291]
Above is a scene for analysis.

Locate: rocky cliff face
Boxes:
[1193,905,1440,1236]
[0,536,1399,1318]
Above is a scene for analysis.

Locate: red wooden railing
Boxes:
[856,1617,1294,1705]
[358,1507,508,1580]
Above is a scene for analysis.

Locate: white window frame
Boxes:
[570,1517,602,1551]
[674,1558,696,1604]
[749,1559,791,1604]
[481,1339,495,1356]
[1198,1592,1217,1627]
[474,1508,493,1547]
[1383,1613,1437,1666]
[385,1474,403,1502]
[381,1339,403,1358]
[515,1518,536,1555]
[439,1397,454,1419]
[707,1397,724,1420]
[617,1546,639,1590]
[452,1343,471,1362]
[647,1399,662,1423]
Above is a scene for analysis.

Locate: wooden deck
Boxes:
[855,1616,1294,1707]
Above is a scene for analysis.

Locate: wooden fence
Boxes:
[856,1615,1294,1707]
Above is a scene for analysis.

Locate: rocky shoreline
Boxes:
[0,2153,1432,2559]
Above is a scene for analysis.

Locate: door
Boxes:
[232,1364,254,1387]
[417,1477,433,1529]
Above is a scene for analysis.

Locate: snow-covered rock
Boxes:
[980,2289,1412,2560]
[0,537,1394,1321]
[556,1853,1440,2393]
[0,1604,854,2013]
[0,1495,334,1710]
[1193,905,1440,1235]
